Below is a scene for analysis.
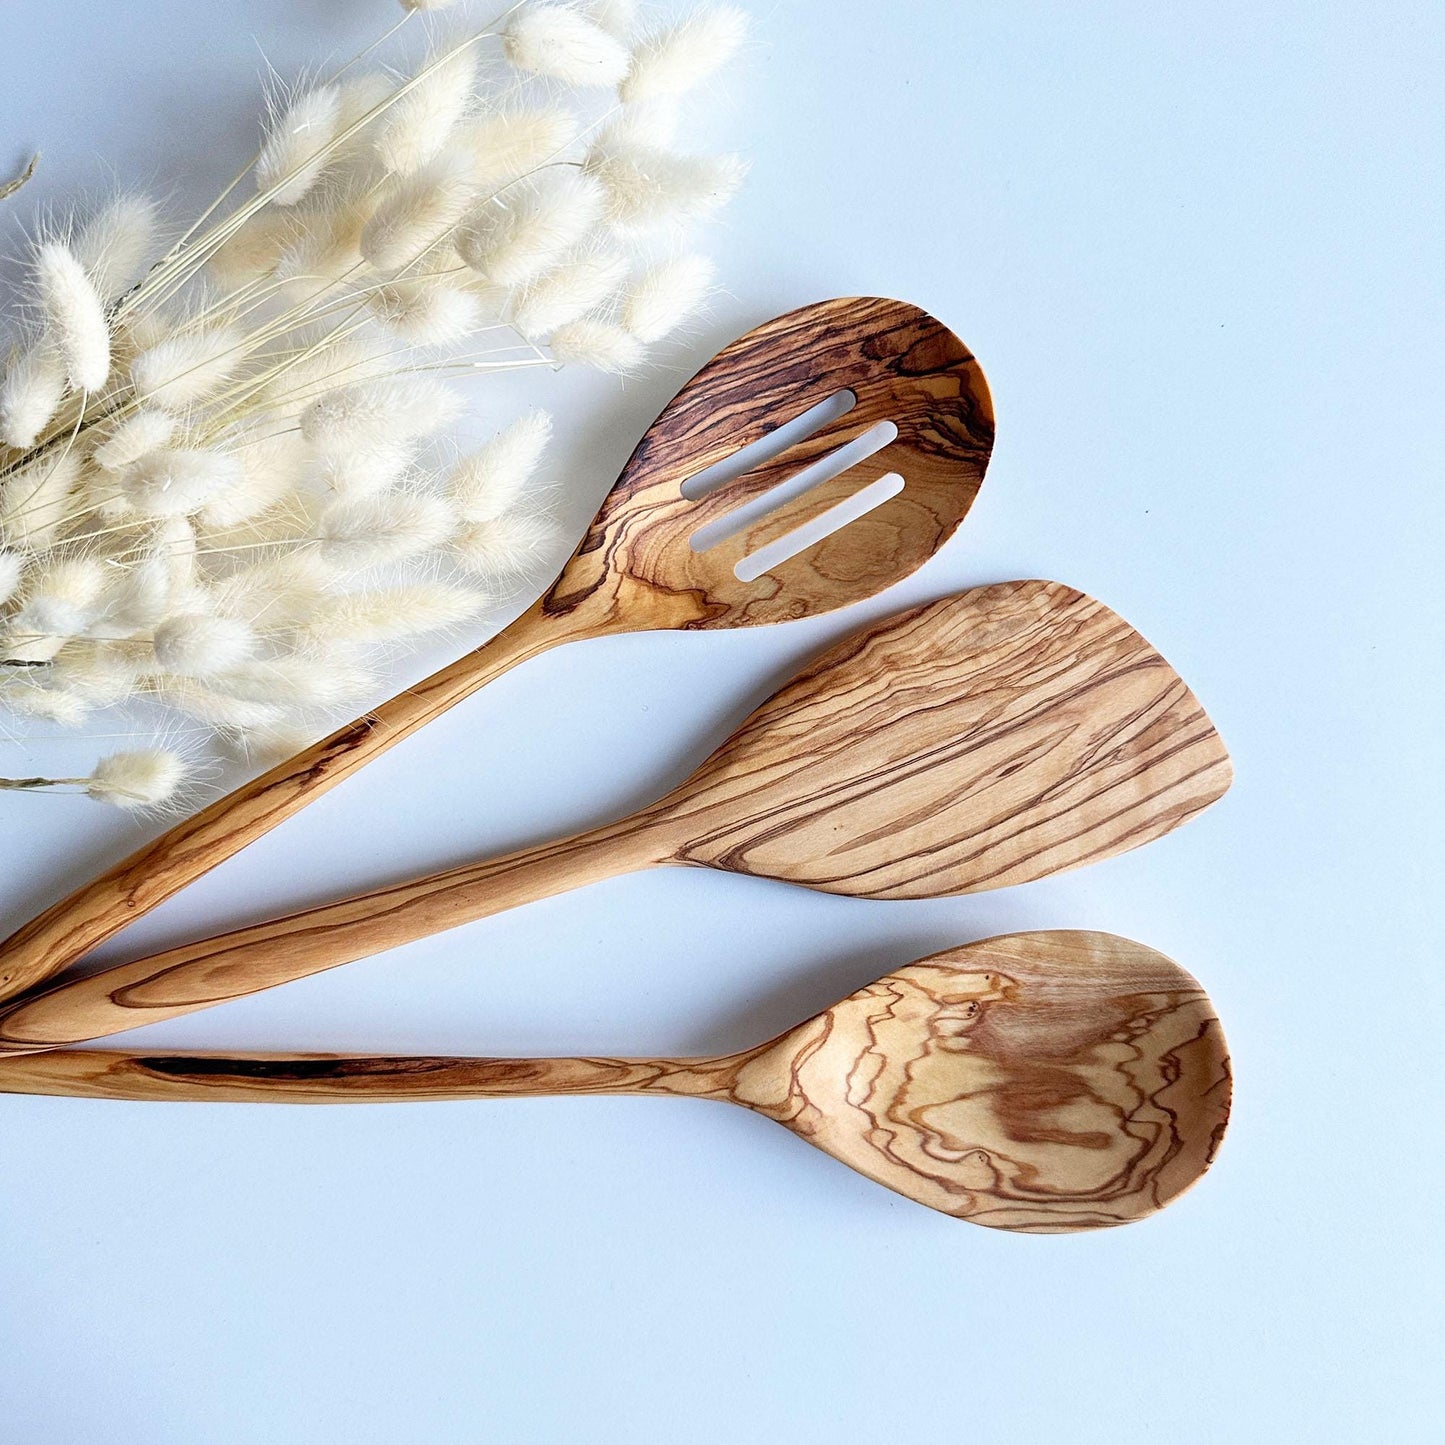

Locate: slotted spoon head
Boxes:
[653,579,1233,894]
[735,931,1232,1231]
[540,297,994,632]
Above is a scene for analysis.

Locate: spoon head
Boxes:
[540,297,993,632]
[736,931,1231,1231]
[665,579,1233,894]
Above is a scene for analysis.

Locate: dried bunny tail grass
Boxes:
[456,169,605,286]
[590,318,666,378]
[300,582,488,644]
[0,451,83,553]
[368,275,487,345]
[90,408,177,471]
[505,4,630,88]
[312,443,414,500]
[601,98,678,150]
[104,520,200,631]
[120,448,244,518]
[256,83,344,206]
[230,720,322,768]
[7,555,109,641]
[199,430,308,526]
[204,208,299,290]
[2,0,747,782]
[0,675,87,723]
[360,152,477,271]
[152,612,258,675]
[452,510,560,582]
[85,747,189,808]
[301,375,463,455]
[511,247,629,337]
[129,324,245,410]
[270,190,374,302]
[257,331,392,416]
[34,242,111,391]
[549,318,643,372]
[458,107,580,188]
[0,550,24,606]
[115,304,179,354]
[587,143,747,231]
[312,491,455,567]
[73,194,160,301]
[48,640,148,708]
[0,339,67,448]
[585,0,638,39]
[207,549,338,626]
[622,253,714,341]
[621,5,749,104]
[216,653,377,709]
[155,678,288,731]
[334,71,397,134]
[449,410,552,521]
[375,44,479,176]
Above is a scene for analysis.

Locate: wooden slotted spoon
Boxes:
[0,296,993,1005]
[0,932,1233,1234]
[0,581,1232,1052]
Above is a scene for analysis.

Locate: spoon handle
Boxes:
[0,1047,744,1105]
[0,814,672,1054]
[0,599,583,1008]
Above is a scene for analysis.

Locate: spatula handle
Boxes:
[0,815,671,1053]
[0,1047,739,1105]
[0,600,573,1007]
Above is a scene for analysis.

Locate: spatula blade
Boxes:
[666,579,1232,896]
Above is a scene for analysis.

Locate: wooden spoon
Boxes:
[0,581,1232,1053]
[0,296,995,1005]
[0,932,1232,1233]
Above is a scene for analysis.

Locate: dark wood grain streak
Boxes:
[0,582,1229,1052]
[0,298,993,1007]
[0,933,1231,1234]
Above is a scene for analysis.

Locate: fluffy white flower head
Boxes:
[85,748,188,808]
[505,5,630,87]
[34,242,111,391]
[621,6,749,104]
[0,342,66,448]
[449,411,553,522]
[257,85,343,206]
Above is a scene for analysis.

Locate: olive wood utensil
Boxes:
[0,581,1232,1053]
[0,931,1232,1234]
[0,296,994,1005]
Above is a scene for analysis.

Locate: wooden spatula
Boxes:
[0,296,994,1006]
[0,931,1232,1234]
[0,581,1232,1052]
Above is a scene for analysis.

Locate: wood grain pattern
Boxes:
[542,295,993,632]
[0,297,993,1007]
[667,578,1232,895]
[0,932,1232,1233]
[0,581,1230,1052]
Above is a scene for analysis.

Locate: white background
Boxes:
[2,2,1441,1440]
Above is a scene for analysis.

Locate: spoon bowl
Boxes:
[752,930,1232,1230]
[546,294,993,631]
[0,932,1231,1232]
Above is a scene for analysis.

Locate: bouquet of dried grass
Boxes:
[0,0,747,808]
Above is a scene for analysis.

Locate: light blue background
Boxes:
[2,2,1441,1440]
